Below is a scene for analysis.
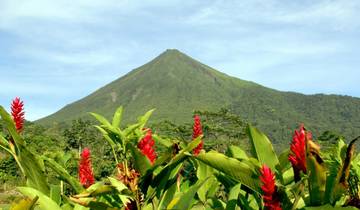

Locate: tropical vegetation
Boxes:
[0,98,360,210]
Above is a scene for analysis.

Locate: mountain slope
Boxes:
[37,49,360,144]
[38,49,258,124]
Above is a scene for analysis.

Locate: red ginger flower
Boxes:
[260,165,282,210]
[288,124,311,181]
[11,97,25,133]
[138,129,157,164]
[79,148,95,188]
[192,115,203,155]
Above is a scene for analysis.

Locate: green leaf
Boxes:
[108,177,131,205]
[18,187,62,210]
[108,177,129,193]
[146,137,202,201]
[152,134,173,147]
[42,156,84,194]
[128,143,152,175]
[226,145,248,160]
[150,162,183,199]
[0,109,49,195]
[0,133,13,155]
[112,106,123,128]
[225,183,241,210]
[307,144,327,206]
[158,181,178,210]
[195,151,261,193]
[89,112,112,127]
[0,106,25,146]
[277,149,291,172]
[196,161,217,203]
[305,205,358,210]
[94,126,116,147]
[18,145,50,195]
[50,185,61,205]
[138,109,155,128]
[9,196,38,210]
[326,137,360,204]
[73,204,90,210]
[247,125,279,171]
[167,179,208,210]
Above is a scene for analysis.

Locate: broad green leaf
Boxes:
[238,193,257,210]
[94,126,116,147]
[213,173,238,190]
[150,163,183,199]
[158,181,178,210]
[225,183,241,210]
[167,179,208,210]
[305,205,358,210]
[18,187,62,210]
[73,204,90,210]
[0,106,25,146]
[327,137,360,204]
[123,123,141,136]
[0,133,13,155]
[60,203,73,210]
[18,145,50,195]
[196,160,216,203]
[152,134,173,147]
[282,167,294,185]
[77,182,113,197]
[9,196,38,210]
[90,112,120,136]
[226,145,248,160]
[195,151,261,193]
[207,198,226,209]
[137,109,155,128]
[112,106,123,128]
[173,136,202,162]
[50,185,61,205]
[108,177,131,199]
[277,149,290,172]
[42,156,83,193]
[128,143,152,175]
[307,142,327,206]
[247,125,279,171]
[89,112,112,128]
[145,139,199,200]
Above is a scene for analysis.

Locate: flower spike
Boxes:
[260,165,282,210]
[11,97,25,133]
[79,148,95,188]
[192,115,203,155]
[138,129,157,164]
[288,124,309,181]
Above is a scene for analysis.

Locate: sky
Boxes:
[0,0,359,121]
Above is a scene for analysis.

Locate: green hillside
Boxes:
[36,49,360,144]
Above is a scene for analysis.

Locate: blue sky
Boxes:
[0,0,359,120]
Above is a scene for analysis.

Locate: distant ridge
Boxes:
[37,49,360,144]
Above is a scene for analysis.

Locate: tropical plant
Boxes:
[0,99,359,210]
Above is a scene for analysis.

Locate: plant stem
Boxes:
[291,182,304,210]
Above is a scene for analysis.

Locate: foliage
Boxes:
[1,103,360,209]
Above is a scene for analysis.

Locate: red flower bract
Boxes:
[11,97,25,133]
[260,165,282,210]
[288,124,309,181]
[79,148,95,188]
[192,115,203,155]
[138,129,157,164]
